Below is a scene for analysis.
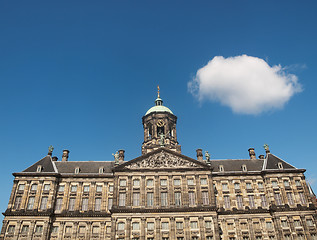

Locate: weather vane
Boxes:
[157,85,160,98]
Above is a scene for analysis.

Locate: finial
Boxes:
[157,85,160,98]
[48,145,54,156]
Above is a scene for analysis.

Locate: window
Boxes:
[162,238,169,240]
[70,185,77,192]
[295,180,302,187]
[299,192,306,205]
[106,226,111,233]
[258,182,264,189]
[205,221,212,228]
[133,179,140,186]
[119,179,126,187]
[58,185,65,192]
[286,192,294,205]
[274,193,282,205]
[109,185,114,192]
[283,180,290,187]
[147,179,153,187]
[242,237,249,240]
[95,198,101,211]
[284,235,291,240]
[119,193,126,206]
[43,184,50,191]
[281,220,288,228]
[297,234,304,240]
[222,183,228,191]
[118,222,125,230]
[31,184,38,191]
[307,219,314,227]
[133,192,140,206]
[294,219,301,227]
[96,185,102,192]
[242,165,247,172]
[190,221,198,229]
[68,198,75,211]
[237,195,243,208]
[175,192,181,206]
[132,222,140,230]
[160,179,167,186]
[201,178,207,185]
[241,222,247,230]
[55,198,62,211]
[271,181,278,188]
[176,222,183,230]
[189,192,195,205]
[266,221,273,229]
[206,237,213,240]
[253,222,260,229]
[174,179,181,185]
[187,179,194,185]
[249,195,255,208]
[79,226,85,234]
[260,194,267,207]
[14,196,22,209]
[82,198,89,211]
[7,225,15,233]
[177,237,184,240]
[147,192,154,206]
[35,225,43,233]
[27,196,35,210]
[219,165,224,172]
[18,184,25,191]
[92,226,99,234]
[161,192,168,206]
[40,197,48,210]
[202,191,209,205]
[278,162,283,169]
[65,226,72,233]
[161,222,169,230]
[234,183,240,190]
[99,167,104,174]
[227,223,234,230]
[246,182,252,190]
[311,234,317,240]
[147,222,154,230]
[83,185,90,192]
[21,225,29,233]
[224,196,230,208]
[75,167,80,174]
[108,198,113,209]
[36,165,42,172]
[192,237,199,240]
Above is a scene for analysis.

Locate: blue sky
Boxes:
[1,1,317,222]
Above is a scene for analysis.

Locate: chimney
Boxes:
[196,149,203,161]
[118,149,125,164]
[248,148,256,160]
[52,156,58,161]
[62,150,69,162]
[258,155,264,159]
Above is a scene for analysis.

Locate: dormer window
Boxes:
[278,162,283,169]
[36,165,42,172]
[219,165,224,172]
[99,167,104,174]
[242,165,247,172]
[75,167,80,174]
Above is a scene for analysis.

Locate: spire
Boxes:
[155,86,163,106]
[157,85,160,98]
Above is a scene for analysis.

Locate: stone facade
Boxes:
[1,94,317,240]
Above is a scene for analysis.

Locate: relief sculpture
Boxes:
[126,151,199,169]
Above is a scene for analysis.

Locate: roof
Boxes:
[145,97,174,116]
[263,153,296,170]
[211,159,264,172]
[23,155,57,173]
[54,161,114,174]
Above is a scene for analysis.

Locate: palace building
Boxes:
[1,88,317,240]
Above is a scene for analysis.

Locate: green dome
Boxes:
[145,97,174,115]
[145,105,173,115]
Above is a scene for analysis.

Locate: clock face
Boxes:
[157,119,165,127]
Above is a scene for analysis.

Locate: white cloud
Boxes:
[188,55,302,115]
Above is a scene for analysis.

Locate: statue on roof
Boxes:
[48,145,54,155]
[205,151,210,162]
[112,151,119,164]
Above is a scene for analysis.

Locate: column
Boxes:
[247,218,254,239]
[43,220,50,240]
[212,216,221,240]
[141,176,146,207]
[169,176,174,207]
[127,176,132,207]
[8,180,18,209]
[141,217,146,240]
[170,217,176,240]
[199,216,205,239]
[154,176,159,207]
[155,217,161,240]
[15,220,23,239]
[272,215,283,239]
[126,217,131,240]
[111,217,116,240]
[184,217,190,240]
[100,221,105,240]
[195,175,202,206]
[72,221,78,239]
[86,221,92,239]
[0,220,8,237]
[29,220,36,239]
[300,215,310,239]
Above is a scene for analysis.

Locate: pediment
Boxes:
[117,148,209,170]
